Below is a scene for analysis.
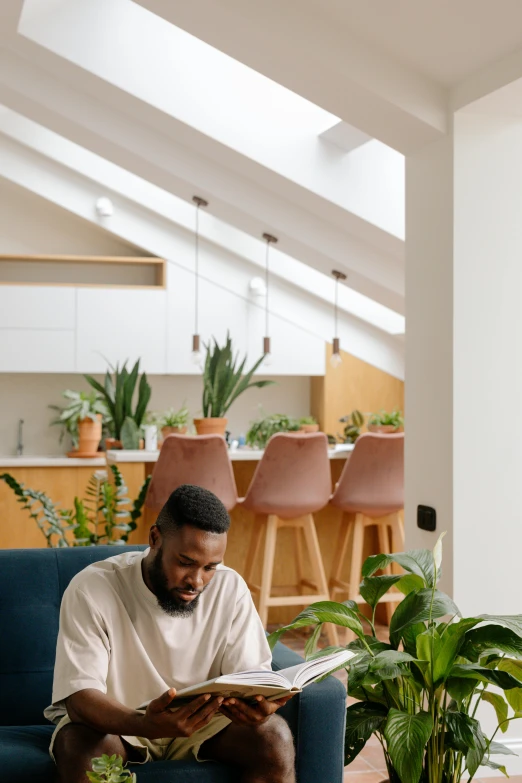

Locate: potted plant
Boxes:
[158,405,190,439]
[339,409,365,443]
[246,412,300,449]
[1,466,150,548]
[269,535,522,783]
[49,390,109,456]
[368,409,404,434]
[195,334,274,436]
[298,416,320,433]
[85,360,151,450]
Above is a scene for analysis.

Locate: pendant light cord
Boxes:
[194,203,200,337]
[265,237,270,337]
[334,275,338,338]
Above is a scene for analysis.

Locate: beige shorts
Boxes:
[49,712,231,765]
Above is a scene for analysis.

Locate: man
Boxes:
[46,484,295,783]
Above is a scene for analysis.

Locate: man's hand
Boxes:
[218,694,294,726]
[142,688,224,740]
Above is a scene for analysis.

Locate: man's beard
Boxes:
[146,546,203,617]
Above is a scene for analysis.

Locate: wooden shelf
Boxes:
[0,255,166,289]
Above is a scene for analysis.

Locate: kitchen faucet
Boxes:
[16,419,24,457]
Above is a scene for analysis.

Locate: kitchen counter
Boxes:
[0,456,106,468]
[106,444,354,464]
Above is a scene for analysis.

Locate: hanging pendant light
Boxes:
[262,232,277,365]
[191,196,208,366]
[330,270,347,368]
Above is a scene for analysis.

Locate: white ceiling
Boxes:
[314,0,522,84]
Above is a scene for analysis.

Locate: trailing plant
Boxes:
[201,333,273,419]
[85,360,151,449]
[1,466,150,548]
[268,535,522,783]
[87,754,136,783]
[369,408,404,430]
[157,405,190,429]
[246,412,300,449]
[49,390,109,448]
[339,409,365,443]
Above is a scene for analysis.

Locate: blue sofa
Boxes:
[0,546,346,782]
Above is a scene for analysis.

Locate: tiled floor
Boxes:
[271,624,522,783]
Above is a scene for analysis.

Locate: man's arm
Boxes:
[67,687,224,740]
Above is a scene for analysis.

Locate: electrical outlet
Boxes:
[417,505,436,532]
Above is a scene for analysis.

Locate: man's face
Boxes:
[145,525,227,617]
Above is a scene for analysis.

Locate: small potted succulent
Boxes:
[298,416,319,433]
[368,409,404,434]
[246,412,300,449]
[50,390,108,456]
[195,334,273,436]
[159,405,190,439]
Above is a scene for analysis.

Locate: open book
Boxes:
[139,649,355,709]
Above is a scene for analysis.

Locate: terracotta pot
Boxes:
[161,425,188,439]
[299,424,319,433]
[77,415,102,455]
[105,437,122,450]
[368,424,404,434]
[193,417,227,436]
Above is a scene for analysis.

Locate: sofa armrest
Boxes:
[272,642,346,783]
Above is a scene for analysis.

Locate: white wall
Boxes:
[0,178,141,256]
[0,373,311,456]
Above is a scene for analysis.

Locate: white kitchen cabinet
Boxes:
[0,285,75,329]
[0,328,75,371]
[76,288,167,374]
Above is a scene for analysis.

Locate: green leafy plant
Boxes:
[369,409,404,430]
[269,535,522,783]
[87,754,136,783]
[246,412,300,449]
[0,466,150,548]
[339,409,365,443]
[298,416,317,426]
[49,390,109,448]
[158,405,190,429]
[201,333,273,419]
[85,360,151,449]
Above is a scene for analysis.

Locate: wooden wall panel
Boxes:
[311,343,404,440]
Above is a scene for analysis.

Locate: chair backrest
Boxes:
[0,545,146,726]
[242,432,331,518]
[145,434,238,512]
[330,432,404,517]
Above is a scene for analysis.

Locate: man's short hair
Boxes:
[156,484,230,536]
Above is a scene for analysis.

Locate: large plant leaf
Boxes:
[466,717,488,777]
[384,709,433,783]
[396,574,425,595]
[344,702,388,765]
[267,601,365,650]
[478,615,522,637]
[121,417,140,450]
[123,360,140,420]
[134,372,151,427]
[482,692,509,733]
[369,650,416,681]
[446,711,477,753]
[489,740,517,756]
[446,676,478,704]
[359,575,403,611]
[449,663,521,690]
[389,589,460,648]
[363,547,437,588]
[402,622,427,657]
[463,625,522,661]
[432,618,481,683]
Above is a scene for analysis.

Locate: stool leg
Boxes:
[258,515,278,628]
[244,515,265,591]
[391,510,405,553]
[302,515,339,647]
[377,521,394,626]
[348,514,365,604]
[294,527,305,593]
[329,512,352,598]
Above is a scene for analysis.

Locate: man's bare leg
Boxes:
[53,723,141,783]
[200,714,296,783]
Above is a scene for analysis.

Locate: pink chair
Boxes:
[329,432,405,624]
[145,435,238,513]
[239,432,337,644]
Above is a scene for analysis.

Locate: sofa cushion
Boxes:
[0,725,238,783]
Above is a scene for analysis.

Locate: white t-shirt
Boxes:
[44,549,272,723]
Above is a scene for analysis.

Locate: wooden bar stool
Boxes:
[145,434,238,515]
[329,432,404,625]
[239,433,337,645]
